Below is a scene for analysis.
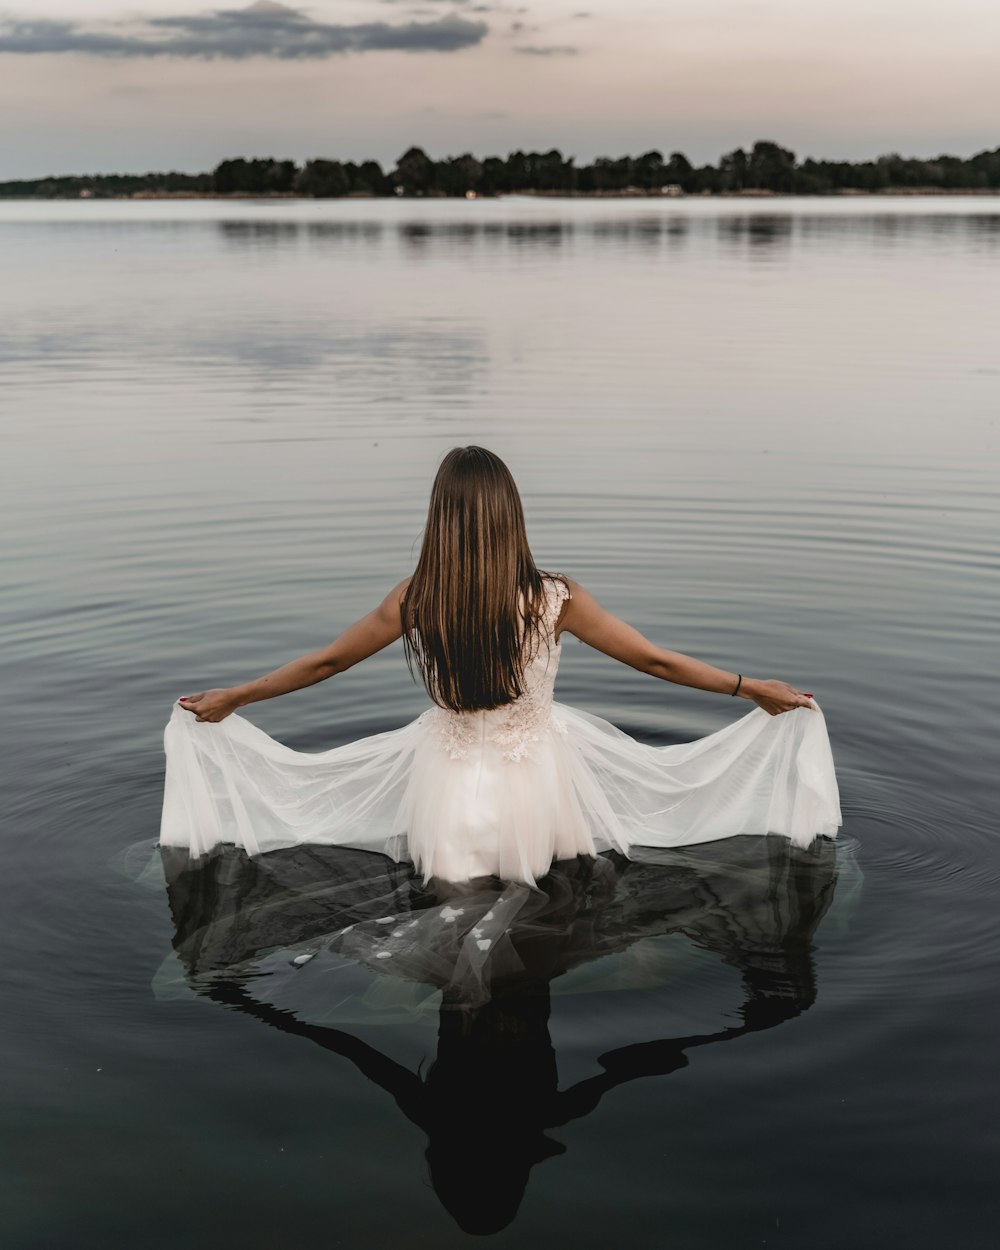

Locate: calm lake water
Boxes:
[1,196,997,1248]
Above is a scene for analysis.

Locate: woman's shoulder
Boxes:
[540,571,572,599]
[374,577,413,629]
[538,573,574,635]
[541,572,579,601]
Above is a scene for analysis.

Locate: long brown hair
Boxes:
[402,446,556,713]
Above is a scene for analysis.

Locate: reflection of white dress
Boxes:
[160,577,841,887]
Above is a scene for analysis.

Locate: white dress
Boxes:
[160,577,841,887]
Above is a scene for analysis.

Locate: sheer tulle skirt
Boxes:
[149,833,860,1015]
[160,698,841,888]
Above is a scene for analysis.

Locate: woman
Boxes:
[163,445,840,885]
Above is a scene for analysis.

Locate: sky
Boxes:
[1,0,998,178]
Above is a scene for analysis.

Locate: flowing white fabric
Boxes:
[160,578,841,887]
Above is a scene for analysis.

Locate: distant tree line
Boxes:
[0,169,214,198]
[4,140,1000,198]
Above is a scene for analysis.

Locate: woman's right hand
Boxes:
[178,689,242,723]
[741,679,815,716]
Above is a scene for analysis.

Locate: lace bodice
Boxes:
[421,576,571,763]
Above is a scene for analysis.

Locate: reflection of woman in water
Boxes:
[163,445,839,885]
[162,836,844,1234]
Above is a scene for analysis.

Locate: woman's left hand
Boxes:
[742,678,815,716]
[178,689,241,722]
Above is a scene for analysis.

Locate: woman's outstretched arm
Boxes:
[557,578,814,716]
[178,577,411,722]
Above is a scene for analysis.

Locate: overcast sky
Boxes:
[1,0,998,178]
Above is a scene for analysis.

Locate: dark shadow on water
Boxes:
[210,212,1000,256]
[160,837,843,1234]
[217,219,385,246]
[716,213,794,253]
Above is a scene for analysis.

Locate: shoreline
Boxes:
[3,186,999,202]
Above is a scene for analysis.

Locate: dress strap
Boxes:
[541,574,571,638]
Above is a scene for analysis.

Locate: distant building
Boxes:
[659,184,684,196]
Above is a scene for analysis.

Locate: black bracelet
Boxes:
[731,673,742,696]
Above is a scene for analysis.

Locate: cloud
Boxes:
[378,0,510,10]
[513,44,578,55]
[0,3,489,59]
